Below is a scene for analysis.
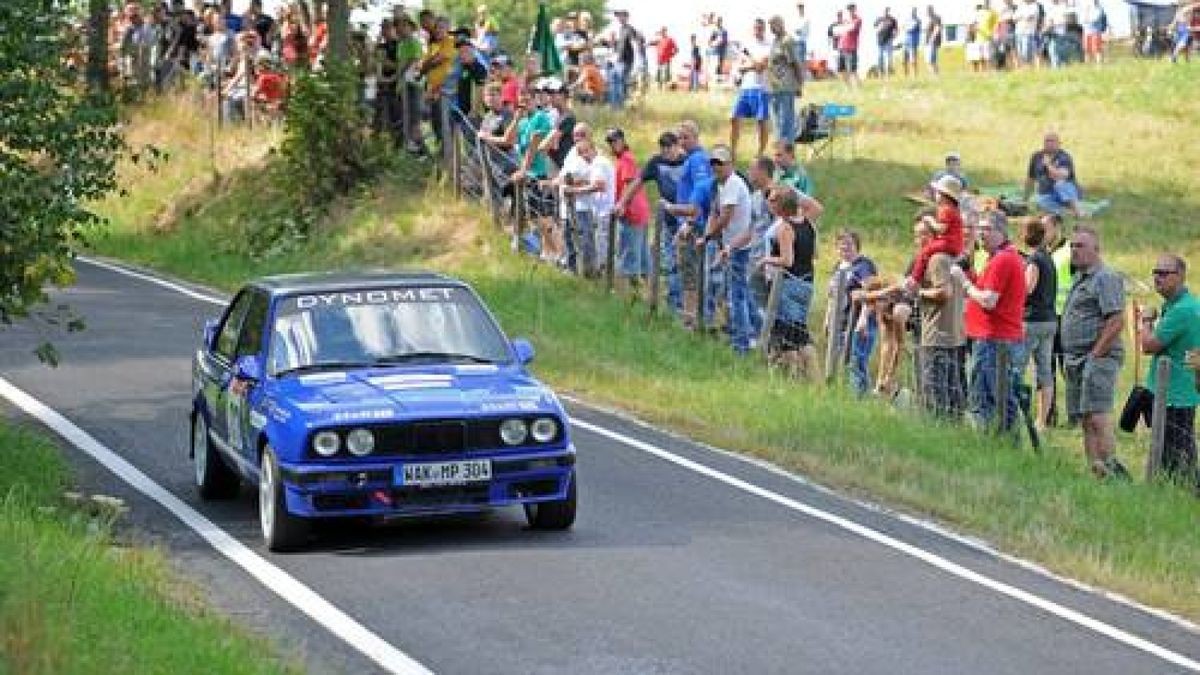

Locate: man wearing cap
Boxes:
[930,151,969,195]
[608,128,652,291]
[450,32,489,120]
[951,209,1026,431]
[1138,254,1200,488]
[1023,131,1084,217]
[730,18,772,162]
[616,131,687,313]
[707,145,755,354]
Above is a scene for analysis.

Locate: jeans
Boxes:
[618,222,651,276]
[770,273,814,351]
[703,241,725,327]
[726,248,752,353]
[573,209,597,274]
[847,316,878,396]
[877,40,894,74]
[1036,180,1080,214]
[769,92,798,143]
[794,39,808,67]
[970,339,1025,431]
[749,266,768,338]
[1047,33,1064,68]
[659,210,682,313]
[607,67,627,109]
[921,345,967,419]
[1160,406,1198,489]
[1016,33,1038,63]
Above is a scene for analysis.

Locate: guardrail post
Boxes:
[996,343,1012,435]
[696,237,708,333]
[824,270,847,382]
[440,101,453,182]
[565,195,584,275]
[479,142,500,229]
[648,211,663,314]
[451,110,463,199]
[605,213,617,293]
[760,268,782,359]
[1147,358,1171,480]
[513,181,526,254]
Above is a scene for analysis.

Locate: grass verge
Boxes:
[0,420,294,674]
[88,66,1200,622]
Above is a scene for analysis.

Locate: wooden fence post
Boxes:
[244,50,254,129]
[760,268,782,359]
[440,101,453,181]
[605,213,617,293]
[695,238,709,333]
[450,110,463,199]
[565,195,584,275]
[479,142,500,229]
[1147,358,1171,480]
[824,270,847,382]
[513,182,526,254]
[648,211,663,314]
[996,343,1012,436]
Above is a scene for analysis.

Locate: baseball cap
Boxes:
[709,145,734,165]
[605,127,625,143]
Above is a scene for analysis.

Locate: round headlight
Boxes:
[346,428,375,456]
[530,417,558,443]
[312,431,340,457]
[499,418,528,446]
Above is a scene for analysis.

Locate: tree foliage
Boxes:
[433,0,608,58]
[0,0,125,344]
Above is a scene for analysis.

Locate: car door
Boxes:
[222,291,270,465]
[197,290,254,445]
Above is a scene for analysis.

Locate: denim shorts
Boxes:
[732,88,770,121]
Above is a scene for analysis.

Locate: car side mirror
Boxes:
[234,354,264,383]
[511,338,535,365]
[203,319,219,351]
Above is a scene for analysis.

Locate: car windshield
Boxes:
[269,285,511,376]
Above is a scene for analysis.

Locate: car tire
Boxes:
[193,413,239,500]
[259,445,308,552]
[524,475,577,530]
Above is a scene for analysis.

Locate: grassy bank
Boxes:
[0,421,294,674]
[90,60,1200,621]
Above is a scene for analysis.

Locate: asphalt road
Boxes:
[1,260,1197,675]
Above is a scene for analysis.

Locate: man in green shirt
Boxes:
[1139,253,1200,487]
[771,139,813,196]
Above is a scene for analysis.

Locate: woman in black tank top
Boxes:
[759,187,818,377]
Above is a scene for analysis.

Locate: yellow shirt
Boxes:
[423,35,455,95]
[976,8,998,42]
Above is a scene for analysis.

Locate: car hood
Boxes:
[269,365,561,426]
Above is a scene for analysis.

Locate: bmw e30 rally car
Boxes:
[190,271,576,551]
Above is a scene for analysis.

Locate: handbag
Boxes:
[1118,302,1153,433]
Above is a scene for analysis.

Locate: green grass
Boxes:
[89,61,1200,621]
[0,421,296,674]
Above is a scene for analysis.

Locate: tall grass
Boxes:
[0,423,295,674]
[90,60,1200,620]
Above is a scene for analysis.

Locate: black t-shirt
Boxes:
[549,111,576,168]
[876,15,898,44]
[1025,248,1057,322]
[640,153,686,202]
[617,25,639,66]
[455,58,488,116]
[376,38,398,84]
[253,14,275,45]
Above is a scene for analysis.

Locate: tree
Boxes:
[1,0,126,359]
[433,0,607,58]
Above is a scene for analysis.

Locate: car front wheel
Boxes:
[259,446,308,551]
[193,413,239,500]
[524,475,577,530]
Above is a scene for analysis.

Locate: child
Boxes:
[908,175,963,288]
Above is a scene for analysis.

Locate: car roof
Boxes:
[250,269,466,296]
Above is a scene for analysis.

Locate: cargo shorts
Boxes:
[1063,352,1121,417]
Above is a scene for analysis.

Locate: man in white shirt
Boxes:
[794,4,811,65]
[556,124,595,273]
[730,18,772,163]
[708,145,754,354]
[1014,0,1041,67]
[564,139,616,274]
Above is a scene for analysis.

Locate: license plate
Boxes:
[398,460,492,487]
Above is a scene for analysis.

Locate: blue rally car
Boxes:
[190,271,576,551]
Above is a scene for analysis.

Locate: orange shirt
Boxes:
[580,64,605,95]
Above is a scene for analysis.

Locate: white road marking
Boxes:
[571,419,1200,673]
[73,256,1200,671]
[0,379,433,675]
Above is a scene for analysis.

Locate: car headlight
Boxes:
[346,428,375,456]
[499,418,528,446]
[530,417,558,443]
[312,431,341,457]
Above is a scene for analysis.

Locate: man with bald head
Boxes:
[1024,130,1083,217]
[1139,253,1200,488]
[1061,225,1129,479]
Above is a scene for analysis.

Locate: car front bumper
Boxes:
[277,446,576,518]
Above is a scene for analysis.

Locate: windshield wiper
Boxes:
[374,351,497,365]
[275,361,373,377]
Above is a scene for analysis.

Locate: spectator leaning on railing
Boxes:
[1138,254,1200,489]
[758,185,818,378]
[707,145,755,355]
[617,131,686,314]
[915,216,967,418]
[832,229,877,397]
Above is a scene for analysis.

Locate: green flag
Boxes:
[529,2,562,76]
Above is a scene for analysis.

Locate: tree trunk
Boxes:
[326,0,350,67]
[86,0,109,95]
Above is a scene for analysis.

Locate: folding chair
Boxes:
[820,103,858,160]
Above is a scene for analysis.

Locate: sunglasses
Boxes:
[1152,269,1178,277]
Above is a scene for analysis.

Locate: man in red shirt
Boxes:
[837,3,863,88]
[952,209,1026,431]
[653,27,679,90]
[608,127,651,292]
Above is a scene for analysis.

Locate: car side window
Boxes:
[234,292,269,359]
[214,291,254,362]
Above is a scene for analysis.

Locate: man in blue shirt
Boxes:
[661,120,713,328]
